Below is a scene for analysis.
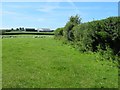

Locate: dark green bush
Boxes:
[73,17,120,55]
[55,15,120,59]
[54,28,63,37]
[63,15,81,41]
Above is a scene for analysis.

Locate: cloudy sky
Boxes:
[1,2,118,29]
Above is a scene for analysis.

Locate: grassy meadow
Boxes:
[3,31,54,35]
[2,36,118,88]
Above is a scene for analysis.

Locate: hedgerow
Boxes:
[54,15,120,61]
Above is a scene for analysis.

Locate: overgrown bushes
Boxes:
[54,28,63,37]
[54,15,120,61]
[63,15,81,41]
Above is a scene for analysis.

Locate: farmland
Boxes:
[2,31,54,35]
[2,36,118,88]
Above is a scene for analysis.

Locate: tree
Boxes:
[11,28,14,31]
[16,28,19,31]
[63,14,81,41]
[19,27,22,31]
[69,14,81,25]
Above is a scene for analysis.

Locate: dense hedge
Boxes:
[54,16,120,57]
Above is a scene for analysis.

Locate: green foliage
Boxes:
[55,15,120,61]
[54,27,63,37]
[63,15,82,41]
[69,14,81,25]
[63,22,74,40]
[97,45,114,60]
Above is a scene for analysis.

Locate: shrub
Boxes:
[55,15,120,61]
[63,15,81,41]
[54,28,63,37]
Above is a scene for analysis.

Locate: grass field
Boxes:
[2,36,118,88]
[3,31,54,35]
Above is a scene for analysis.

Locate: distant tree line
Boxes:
[5,27,24,32]
[54,15,120,61]
[5,27,54,32]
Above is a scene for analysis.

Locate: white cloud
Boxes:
[3,4,30,9]
[36,3,60,13]
[2,11,18,15]
[0,10,20,17]
[37,6,55,13]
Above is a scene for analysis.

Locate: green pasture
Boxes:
[2,37,118,88]
[3,31,54,35]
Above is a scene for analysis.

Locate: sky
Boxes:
[1,2,118,29]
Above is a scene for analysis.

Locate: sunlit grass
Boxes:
[2,37,118,88]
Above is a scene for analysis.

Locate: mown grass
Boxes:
[2,37,118,88]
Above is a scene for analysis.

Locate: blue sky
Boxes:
[1,2,118,29]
